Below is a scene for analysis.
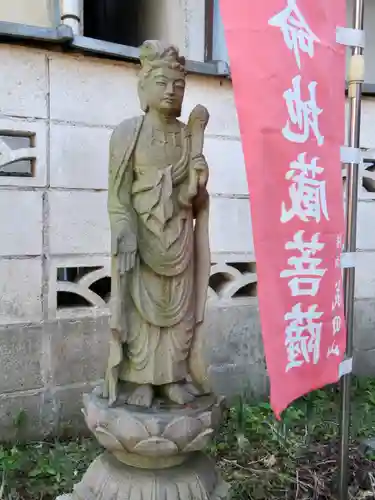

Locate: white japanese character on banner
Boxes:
[336,235,344,268]
[268,0,319,69]
[332,315,342,335]
[283,76,324,145]
[327,342,340,357]
[332,281,341,311]
[285,303,322,372]
[281,153,329,223]
[280,230,326,296]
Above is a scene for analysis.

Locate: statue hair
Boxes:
[138,40,186,112]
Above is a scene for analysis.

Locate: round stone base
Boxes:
[57,452,229,500]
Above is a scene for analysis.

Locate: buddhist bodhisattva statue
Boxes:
[102,40,211,409]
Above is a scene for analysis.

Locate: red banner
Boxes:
[220,0,347,416]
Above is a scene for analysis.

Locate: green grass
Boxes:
[1,377,375,499]
[212,377,375,499]
[0,439,100,499]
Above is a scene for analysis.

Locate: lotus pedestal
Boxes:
[57,392,228,500]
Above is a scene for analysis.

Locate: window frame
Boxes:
[204,0,229,64]
[204,0,214,62]
[50,0,61,28]
[0,118,47,188]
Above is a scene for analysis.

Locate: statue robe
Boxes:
[105,115,210,400]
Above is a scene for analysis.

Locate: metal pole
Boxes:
[338,0,364,499]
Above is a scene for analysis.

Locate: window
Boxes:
[0,133,34,177]
[361,157,375,194]
[209,261,257,299]
[57,266,111,309]
[83,0,140,46]
[83,0,163,48]
[211,0,229,63]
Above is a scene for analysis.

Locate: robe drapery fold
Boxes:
[104,115,210,401]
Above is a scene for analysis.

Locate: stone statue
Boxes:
[102,40,211,409]
[58,41,228,500]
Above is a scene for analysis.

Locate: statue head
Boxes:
[138,40,186,117]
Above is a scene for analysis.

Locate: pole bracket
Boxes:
[336,26,365,48]
[339,357,353,377]
[340,146,361,164]
[341,252,357,269]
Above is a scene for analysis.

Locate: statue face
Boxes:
[142,66,185,116]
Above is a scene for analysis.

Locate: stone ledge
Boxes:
[0,22,230,78]
[1,23,375,92]
[70,36,229,77]
[0,21,72,43]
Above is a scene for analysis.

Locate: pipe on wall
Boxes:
[59,0,81,35]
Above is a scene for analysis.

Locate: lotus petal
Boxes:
[182,428,214,453]
[114,413,150,451]
[198,411,212,428]
[162,416,202,450]
[133,437,178,457]
[144,417,161,436]
[83,407,103,431]
[94,427,124,452]
[82,397,110,431]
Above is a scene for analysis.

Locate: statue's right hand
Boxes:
[116,229,137,274]
[119,250,136,274]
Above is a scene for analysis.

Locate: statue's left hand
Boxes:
[187,155,208,202]
[192,154,209,185]
[192,185,209,217]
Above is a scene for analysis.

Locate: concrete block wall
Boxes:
[0,42,375,438]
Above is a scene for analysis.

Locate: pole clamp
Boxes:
[340,146,361,164]
[339,357,353,377]
[336,27,365,48]
[341,252,357,269]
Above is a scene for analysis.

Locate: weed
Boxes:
[0,377,375,499]
[212,378,375,499]
[0,439,100,499]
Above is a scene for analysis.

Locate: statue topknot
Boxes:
[139,40,186,79]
